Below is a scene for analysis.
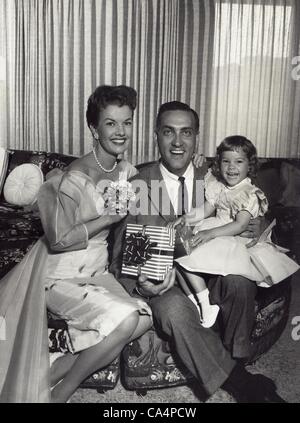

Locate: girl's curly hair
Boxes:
[212,135,258,181]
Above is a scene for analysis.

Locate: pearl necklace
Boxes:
[92,147,117,173]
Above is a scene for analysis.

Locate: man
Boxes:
[111,101,285,402]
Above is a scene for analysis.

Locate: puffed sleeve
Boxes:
[204,168,224,207]
[118,160,138,180]
[231,185,269,219]
[37,173,89,252]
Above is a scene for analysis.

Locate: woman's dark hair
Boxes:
[212,135,258,181]
[86,85,137,129]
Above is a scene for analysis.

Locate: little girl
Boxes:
[170,136,299,328]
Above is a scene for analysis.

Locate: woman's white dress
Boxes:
[40,163,151,352]
[176,170,299,287]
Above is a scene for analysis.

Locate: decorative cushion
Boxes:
[3,163,44,206]
[0,147,9,196]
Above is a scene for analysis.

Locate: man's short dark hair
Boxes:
[86,85,137,129]
[156,101,199,132]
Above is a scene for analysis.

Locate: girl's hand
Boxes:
[167,216,186,230]
[193,153,206,168]
[191,229,214,247]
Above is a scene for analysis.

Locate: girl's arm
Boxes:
[168,201,215,229]
[191,210,252,247]
[185,201,215,226]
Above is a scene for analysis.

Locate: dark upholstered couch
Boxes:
[0,149,299,394]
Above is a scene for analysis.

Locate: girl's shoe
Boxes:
[199,303,220,328]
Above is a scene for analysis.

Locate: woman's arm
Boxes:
[191,210,252,247]
[38,177,123,253]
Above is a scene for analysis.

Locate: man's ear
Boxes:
[195,131,200,150]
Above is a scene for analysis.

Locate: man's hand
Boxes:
[239,216,268,247]
[193,153,206,168]
[137,268,176,297]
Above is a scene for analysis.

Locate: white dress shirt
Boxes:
[160,162,194,216]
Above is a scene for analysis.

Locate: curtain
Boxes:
[0,0,214,164]
[208,0,300,158]
[0,0,299,161]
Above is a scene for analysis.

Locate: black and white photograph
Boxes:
[0,0,299,407]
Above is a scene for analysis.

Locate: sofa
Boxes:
[0,148,299,395]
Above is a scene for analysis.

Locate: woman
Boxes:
[0,85,153,403]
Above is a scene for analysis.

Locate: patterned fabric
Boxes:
[0,203,43,278]
[122,328,194,390]
[79,357,120,390]
[6,150,76,179]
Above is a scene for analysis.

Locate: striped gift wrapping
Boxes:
[122,224,175,281]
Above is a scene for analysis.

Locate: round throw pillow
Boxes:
[3,163,44,206]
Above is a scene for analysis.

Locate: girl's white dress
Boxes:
[176,170,299,287]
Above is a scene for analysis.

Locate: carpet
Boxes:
[70,271,300,403]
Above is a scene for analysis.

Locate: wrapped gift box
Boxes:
[122,224,175,282]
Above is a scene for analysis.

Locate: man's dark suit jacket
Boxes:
[110,161,208,296]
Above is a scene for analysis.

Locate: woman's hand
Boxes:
[137,268,176,297]
[106,212,127,226]
[191,229,214,247]
[193,153,206,168]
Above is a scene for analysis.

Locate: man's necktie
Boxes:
[178,176,189,216]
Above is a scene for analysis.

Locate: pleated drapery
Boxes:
[0,0,299,161]
[208,0,300,158]
[0,0,214,163]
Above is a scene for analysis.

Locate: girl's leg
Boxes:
[177,267,219,329]
[51,312,150,403]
